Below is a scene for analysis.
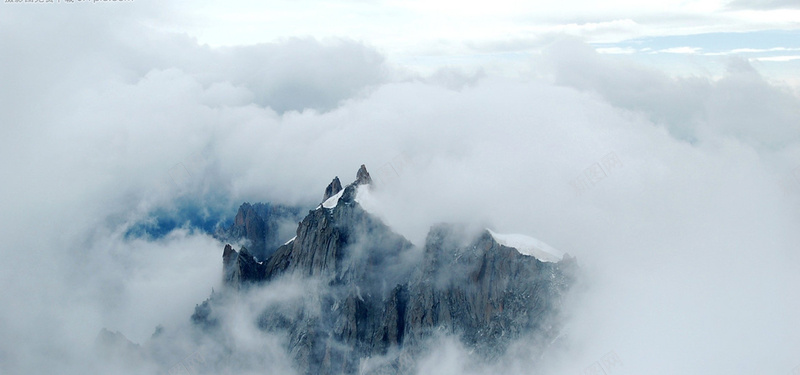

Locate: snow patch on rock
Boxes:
[321,189,345,209]
[487,229,564,262]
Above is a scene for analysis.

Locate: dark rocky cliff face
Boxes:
[215,202,305,261]
[323,177,343,202]
[193,166,577,375]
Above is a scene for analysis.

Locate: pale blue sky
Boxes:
[593,29,800,81]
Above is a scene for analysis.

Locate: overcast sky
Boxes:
[1,2,800,375]
[167,0,800,78]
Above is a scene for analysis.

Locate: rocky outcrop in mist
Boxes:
[193,165,577,375]
[215,202,305,261]
[323,176,343,202]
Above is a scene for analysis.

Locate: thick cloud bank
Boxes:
[2,5,800,375]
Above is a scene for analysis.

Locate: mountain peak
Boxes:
[355,164,372,185]
[193,165,576,375]
[233,202,253,226]
[322,177,343,202]
[222,243,236,259]
[320,165,370,209]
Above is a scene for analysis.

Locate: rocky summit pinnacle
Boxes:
[192,164,577,375]
[355,164,372,185]
[323,176,343,202]
[222,244,235,258]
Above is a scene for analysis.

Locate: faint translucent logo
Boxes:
[358,350,413,375]
[570,152,623,196]
[396,349,414,372]
[582,351,624,375]
[779,165,800,196]
[374,153,413,187]
[167,349,208,375]
[166,347,232,375]
[788,363,800,375]
[165,150,211,192]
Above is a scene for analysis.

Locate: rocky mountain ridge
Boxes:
[192,165,577,374]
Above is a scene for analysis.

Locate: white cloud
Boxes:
[730,47,800,53]
[544,38,800,148]
[755,55,800,61]
[596,47,638,54]
[2,4,800,375]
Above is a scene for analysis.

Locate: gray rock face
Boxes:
[355,164,372,185]
[222,244,265,289]
[94,329,146,370]
[265,182,411,285]
[215,202,305,261]
[323,177,343,202]
[194,165,576,375]
[231,203,266,259]
[403,225,574,357]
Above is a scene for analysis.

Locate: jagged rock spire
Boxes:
[222,244,236,259]
[228,203,267,259]
[355,164,372,185]
[322,177,343,202]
